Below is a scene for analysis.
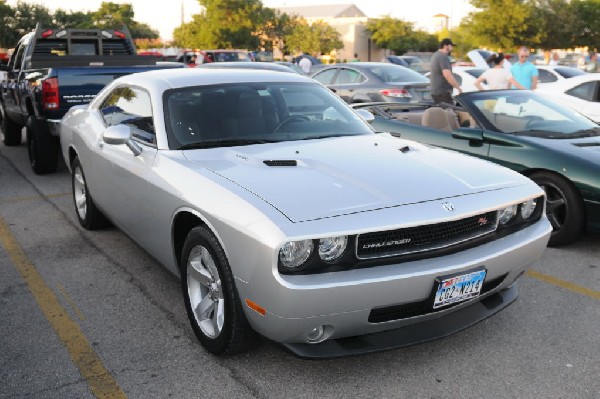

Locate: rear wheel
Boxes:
[181,226,255,355]
[529,171,585,246]
[26,115,59,174]
[0,105,23,146]
[71,156,108,230]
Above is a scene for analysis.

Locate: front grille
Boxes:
[356,211,497,260]
[368,273,508,323]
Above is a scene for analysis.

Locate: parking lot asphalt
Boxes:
[1,141,598,399]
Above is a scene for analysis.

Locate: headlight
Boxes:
[498,204,518,224]
[318,236,348,261]
[520,198,538,220]
[279,239,313,269]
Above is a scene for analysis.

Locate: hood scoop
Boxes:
[263,160,298,167]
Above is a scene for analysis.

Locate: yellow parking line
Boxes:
[526,269,600,300]
[0,217,126,399]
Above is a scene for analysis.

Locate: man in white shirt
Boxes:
[298,56,312,74]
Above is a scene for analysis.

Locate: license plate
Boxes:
[433,269,486,309]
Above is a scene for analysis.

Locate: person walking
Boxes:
[429,38,462,104]
[510,46,538,90]
[586,52,600,72]
[548,52,560,66]
[474,53,525,90]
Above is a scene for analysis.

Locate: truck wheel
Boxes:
[26,115,59,174]
[0,105,23,146]
[181,226,255,355]
[71,156,108,230]
[529,171,585,246]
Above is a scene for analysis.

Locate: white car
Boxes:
[537,74,600,122]
[535,65,586,84]
[425,66,487,95]
[60,68,551,358]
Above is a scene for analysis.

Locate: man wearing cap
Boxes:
[430,38,462,105]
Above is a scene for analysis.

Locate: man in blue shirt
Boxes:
[511,46,538,90]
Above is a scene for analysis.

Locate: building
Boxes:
[276,4,385,62]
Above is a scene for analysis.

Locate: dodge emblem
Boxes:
[442,202,455,212]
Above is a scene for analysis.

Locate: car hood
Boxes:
[183,134,526,222]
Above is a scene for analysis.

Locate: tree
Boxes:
[283,18,342,55]
[366,16,438,55]
[571,0,600,51]
[530,0,576,50]
[462,0,541,50]
[0,0,18,48]
[90,2,158,39]
[4,1,52,37]
[52,10,94,29]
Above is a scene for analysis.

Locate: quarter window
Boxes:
[537,69,557,83]
[99,87,156,144]
[566,82,597,102]
[334,68,365,84]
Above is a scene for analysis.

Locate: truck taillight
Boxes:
[42,78,59,110]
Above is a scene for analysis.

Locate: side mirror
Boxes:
[102,125,142,156]
[355,108,375,124]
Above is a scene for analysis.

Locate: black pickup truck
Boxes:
[0,24,182,173]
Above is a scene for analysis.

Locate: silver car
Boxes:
[60,69,552,358]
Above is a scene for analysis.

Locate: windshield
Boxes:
[164,82,374,149]
[365,64,429,84]
[468,91,599,137]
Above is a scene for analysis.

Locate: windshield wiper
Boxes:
[178,138,277,149]
[569,128,600,138]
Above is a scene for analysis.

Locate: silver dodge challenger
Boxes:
[60,69,552,358]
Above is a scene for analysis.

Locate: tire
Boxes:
[71,156,109,230]
[26,115,59,174]
[0,105,23,146]
[529,171,585,246]
[181,226,255,355]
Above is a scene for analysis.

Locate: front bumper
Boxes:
[235,218,551,351]
[282,283,518,359]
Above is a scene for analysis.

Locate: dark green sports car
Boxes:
[354,90,600,246]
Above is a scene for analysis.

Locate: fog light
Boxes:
[306,326,325,343]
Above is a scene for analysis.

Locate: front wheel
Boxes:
[529,171,585,246]
[181,226,255,355]
[71,156,108,230]
[26,115,59,174]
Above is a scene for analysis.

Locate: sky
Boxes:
[6,0,474,41]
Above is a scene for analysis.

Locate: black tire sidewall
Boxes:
[530,172,585,246]
[181,226,242,355]
[0,105,22,146]
[26,115,58,174]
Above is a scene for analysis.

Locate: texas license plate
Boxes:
[433,269,487,309]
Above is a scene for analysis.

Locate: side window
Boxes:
[312,69,338,85]
[537,69,557,83]
[9,43,26,71]
[100,87,155,145]
[566,82,595,101]
[334,68,365,84]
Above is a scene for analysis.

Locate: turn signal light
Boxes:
[245,299,266,316]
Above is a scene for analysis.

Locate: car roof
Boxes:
[113,68,312,90]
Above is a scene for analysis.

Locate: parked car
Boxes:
[0,23,180,174]
[60,69,550,358]
[536,65,585,84]
[198,49,252,63]
[425,66,486,95]
[536,74,600,122]
[274,61,304,74]
[353,89,600,245]
[382,55,410,68]
[197,61,297,74]
[312,62,431,104]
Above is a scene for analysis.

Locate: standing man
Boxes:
[511,46,538,90]
[586,52,600,72]
[430,38,462,104]
[298,55,312,74]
